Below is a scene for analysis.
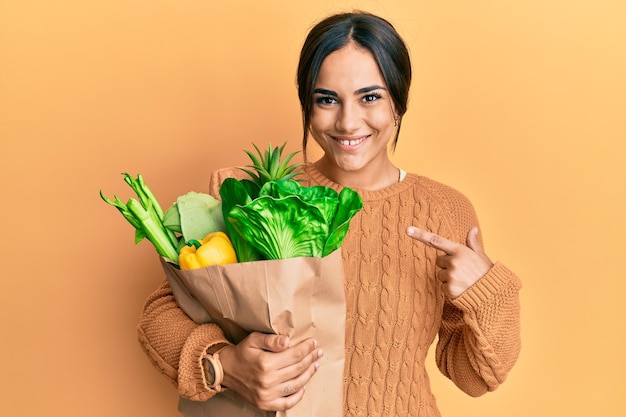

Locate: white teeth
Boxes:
[336,137,365,146]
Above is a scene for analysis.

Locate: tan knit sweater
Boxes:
[137,164,522,417]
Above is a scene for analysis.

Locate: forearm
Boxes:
[137,278,231,400]
[436,262,522,396]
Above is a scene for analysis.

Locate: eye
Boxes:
[362,93,382,103]
[314,96,338,106]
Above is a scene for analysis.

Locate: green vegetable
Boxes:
[100,173,180,263]
[225,179,362,260]
[219,178,263,262]
[219,142,306,262]
[163,191,226,245]
[217,142,362,262]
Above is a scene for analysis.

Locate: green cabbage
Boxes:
[163,191,226,247]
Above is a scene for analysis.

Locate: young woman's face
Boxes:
[310,43,397,182]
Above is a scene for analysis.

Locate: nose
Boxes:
[335,102,362,133]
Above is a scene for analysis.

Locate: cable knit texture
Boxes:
[137,164,522,416]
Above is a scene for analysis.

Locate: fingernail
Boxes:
[407,226,415,235]
[318,349,324,358]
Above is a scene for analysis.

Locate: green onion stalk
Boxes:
[100,173,180,263]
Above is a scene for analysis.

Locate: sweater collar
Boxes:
[303,164,418,202]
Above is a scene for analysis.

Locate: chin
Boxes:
[335,160,368,174]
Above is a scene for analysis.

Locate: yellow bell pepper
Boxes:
[179,231,238,270]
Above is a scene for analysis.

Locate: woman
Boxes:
[138,11,521,417]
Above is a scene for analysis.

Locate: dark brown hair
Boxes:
[297,11,412,154]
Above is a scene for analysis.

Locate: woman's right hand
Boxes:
[219,332,324,411]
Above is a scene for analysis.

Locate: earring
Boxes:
[394,117,399,127]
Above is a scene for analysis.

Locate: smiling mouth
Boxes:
[331,135,369,146]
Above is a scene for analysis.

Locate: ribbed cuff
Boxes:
[177,323,232,401]
[452,262,521,312]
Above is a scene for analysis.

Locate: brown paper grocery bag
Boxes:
[160,249,346,417]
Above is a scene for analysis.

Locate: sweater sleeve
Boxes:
[429,181,522,396]
[135,167,244,401]
[136,279,231,401]
[436,263,522,396]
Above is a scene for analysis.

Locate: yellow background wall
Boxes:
[1,1,625,416]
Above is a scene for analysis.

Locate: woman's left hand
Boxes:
[406,226,494,299]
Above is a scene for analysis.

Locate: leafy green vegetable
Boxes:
[219,178,263,262]
[228,194,328,259]
[163,191,226,244]
[223,179,362,260]
[218,142,363,262]
[323,187,364,256]
[262,180,340,226]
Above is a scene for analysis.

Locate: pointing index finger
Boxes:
[406,226,461,254]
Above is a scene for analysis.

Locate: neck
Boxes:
[313,158,400,191]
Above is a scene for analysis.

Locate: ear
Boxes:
[391,103,400,126]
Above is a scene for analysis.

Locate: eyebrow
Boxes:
[313,85,387,96]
